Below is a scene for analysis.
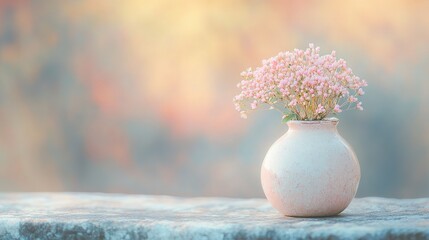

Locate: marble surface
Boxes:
[0,193,428,239]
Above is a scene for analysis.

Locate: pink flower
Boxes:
[251,101,258,110]
[333,104,342,113]
[316,104,326,114]
[233,44,367,121]
[356,102,363,111]
[348,96,358,103]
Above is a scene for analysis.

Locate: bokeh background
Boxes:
[0,0,428,198]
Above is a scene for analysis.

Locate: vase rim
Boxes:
[287,117,339,126]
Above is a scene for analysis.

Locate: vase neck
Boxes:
[286,120,338,132]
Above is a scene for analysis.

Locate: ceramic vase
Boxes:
[261,119,360,217]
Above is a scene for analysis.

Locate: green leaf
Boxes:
[282,113,297,123]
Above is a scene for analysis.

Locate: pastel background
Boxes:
[0,0,428,198]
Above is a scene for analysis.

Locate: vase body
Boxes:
[261,120,360,217]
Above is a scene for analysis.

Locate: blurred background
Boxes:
[0,0,428,198]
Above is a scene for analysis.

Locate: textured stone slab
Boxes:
[0,193,428,239]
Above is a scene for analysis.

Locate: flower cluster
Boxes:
[233,44,367,121]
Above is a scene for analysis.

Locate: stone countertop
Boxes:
[0,193,428,239]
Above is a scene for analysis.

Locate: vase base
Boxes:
[283,211,343,218]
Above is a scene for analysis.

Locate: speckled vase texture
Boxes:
[261,120,360,217]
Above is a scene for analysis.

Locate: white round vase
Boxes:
[261,119,360,217]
